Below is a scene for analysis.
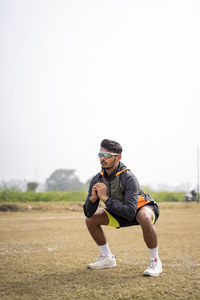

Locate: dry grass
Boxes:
[0,202,199,300]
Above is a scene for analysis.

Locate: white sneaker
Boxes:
[87,255,116,269]
[143,258,163,277]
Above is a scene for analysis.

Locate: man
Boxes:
[83,139,162,277]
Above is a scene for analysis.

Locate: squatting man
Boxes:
[83,139,162,276]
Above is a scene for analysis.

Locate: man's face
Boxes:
[99,147,121,170]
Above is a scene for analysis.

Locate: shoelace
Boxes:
[149,259,159,269]
[97,254,115,261]
[96,255,104,261]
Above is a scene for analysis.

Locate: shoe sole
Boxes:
[87,264,116,270]
[143,269,163,277]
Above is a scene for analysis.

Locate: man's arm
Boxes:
[83,176,100,218]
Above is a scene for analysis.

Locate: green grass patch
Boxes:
[149,191,185,202]
[0,191,88,203]
[0,189,185,203]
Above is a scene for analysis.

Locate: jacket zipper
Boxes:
[108,180,111,197]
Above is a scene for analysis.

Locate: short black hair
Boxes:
[100,139,123,154]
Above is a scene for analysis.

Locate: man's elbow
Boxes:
[83,204,89,218]
[83,205,93,218]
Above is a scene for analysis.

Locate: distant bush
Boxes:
[0,190,87,203]
[26,182,39,192]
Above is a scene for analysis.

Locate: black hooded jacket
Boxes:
[83,161,148,221]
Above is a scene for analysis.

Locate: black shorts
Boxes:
[104,202,160,228]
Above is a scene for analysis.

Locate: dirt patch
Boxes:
[0,202,199,300]
[0,201,107,213]
[0,201,85,212]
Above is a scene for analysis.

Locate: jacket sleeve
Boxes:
[83,176,100,218]
[105,172,139,221]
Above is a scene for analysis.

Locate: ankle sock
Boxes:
[148,246,159,261]
[99,243,112,257]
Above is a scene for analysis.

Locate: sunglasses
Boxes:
[98,152,119,159]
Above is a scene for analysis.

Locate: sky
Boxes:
[0,0,200,191]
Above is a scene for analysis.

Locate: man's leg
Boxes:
[85,208,116,269]
[136,206,162,276]
[85,208,109,246]
[136,206,157,248]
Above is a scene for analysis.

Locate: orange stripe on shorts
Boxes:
[137,195,150,209]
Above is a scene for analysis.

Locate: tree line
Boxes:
[0,168,190,203]
[0,169,90,192]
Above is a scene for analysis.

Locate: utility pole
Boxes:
[197,146,199,203]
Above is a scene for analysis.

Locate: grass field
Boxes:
[0,202,199,300]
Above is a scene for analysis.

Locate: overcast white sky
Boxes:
[0,0,200,190]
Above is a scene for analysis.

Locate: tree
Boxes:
[45,169,83,191]
[27,182,39,192]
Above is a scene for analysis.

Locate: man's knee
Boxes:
[85,215,96,227]
[85,209,109,227]
[136,208,153,226]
